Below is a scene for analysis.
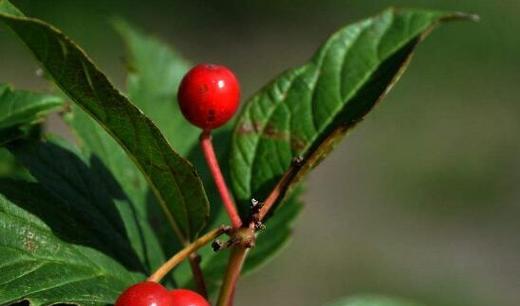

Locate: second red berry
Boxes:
[170,289,210,306]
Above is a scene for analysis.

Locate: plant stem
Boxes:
[215,162,303,305]
[216,247,249,306]
[188,253,208,297]
[200,130,242,228]
[258,159,302,221]
[148,226,228,283]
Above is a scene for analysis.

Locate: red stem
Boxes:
[200,130,242,228]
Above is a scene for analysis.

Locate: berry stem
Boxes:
[148,226,230,283]
[200,130,242,228]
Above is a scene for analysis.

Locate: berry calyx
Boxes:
[115,282,173,306]
[170,289,211,306]
[178,64,240,129]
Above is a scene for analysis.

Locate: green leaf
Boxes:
[0,181,140,305]
[230,8,475,213]
[0,140,145,305]
[7,138,153,273]
[111,20,199,256]
[324,296,423,306]
[114,20,199,156]
[0,84,63,144]
[62,19,191,273]
[0,0,209,242]
[64,109,169,274]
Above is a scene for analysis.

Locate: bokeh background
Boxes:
[1,1,518,305]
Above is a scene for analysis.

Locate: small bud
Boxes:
[250,198,264,213]
[254,220,266,231]
[292,155,304,166]
[211,239,225,252]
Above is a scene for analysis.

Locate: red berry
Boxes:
[115,282,173,306]
[178,64,240,129]
[170,289,210,306]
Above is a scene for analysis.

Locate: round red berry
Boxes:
[170,289,210,306]
[115,282,173,306]
[178,64,240,129]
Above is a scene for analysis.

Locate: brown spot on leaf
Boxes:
[237,121,263,134]
[23,231,37,253]
[290,136,307,152]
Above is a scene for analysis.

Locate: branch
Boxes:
[188,253,208,297]
[216,247,249,306]
[258,156,303,221]
[148,226,230,283]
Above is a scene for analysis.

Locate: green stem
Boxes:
[148,226,228,283]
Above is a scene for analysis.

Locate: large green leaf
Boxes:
[63,18,193,273]
[63,110,169,274]
[7,138,153,273]
[325,296,423,306]
[0,181,140,305]
[0,84,62,144]
[230,8,474,213]
[0,0,209,242]
[111,20,201,255]
[0,139,145,305]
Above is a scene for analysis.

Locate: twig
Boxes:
[188,253,208,297]
[148,226,229,283]
[216,247,249,306]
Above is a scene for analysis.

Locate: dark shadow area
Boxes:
[2,139,146,273]
[145,189,183,260]
[7,300,29,306]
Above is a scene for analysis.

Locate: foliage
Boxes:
[0,0,472,304]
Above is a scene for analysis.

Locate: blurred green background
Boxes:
[0,1,518,305]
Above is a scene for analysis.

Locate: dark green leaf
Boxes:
[65,109,169,274]
[0,84,63,144]
[230,8,475,214]
[325,296,423,306]
[0,183,140,305]
[0,0,209,242]
[7,138,152,273]
[0,140,145,305]
[111,20,199,257]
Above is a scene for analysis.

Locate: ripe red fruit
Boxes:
[170,289,210,306]
[178,64,240,129]
[115,282,173,306]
